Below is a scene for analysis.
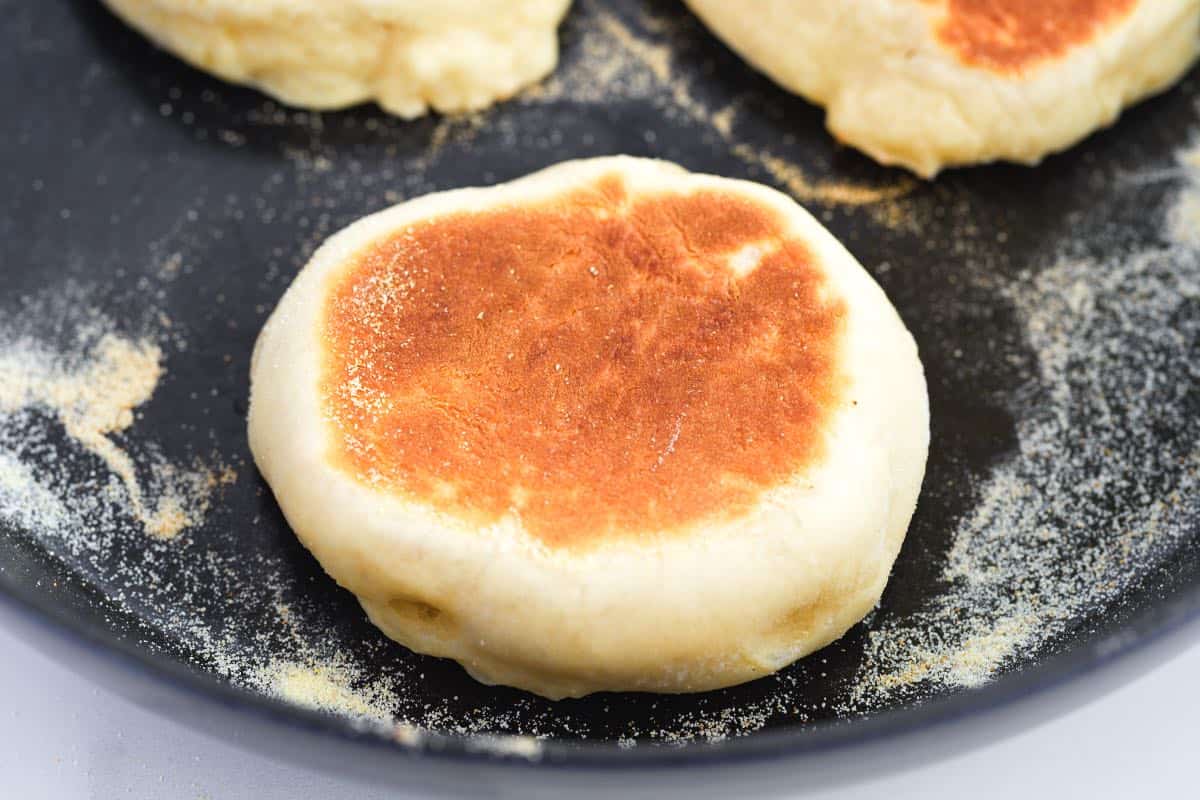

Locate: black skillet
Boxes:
[2,0,1200,794]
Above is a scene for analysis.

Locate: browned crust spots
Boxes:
[320,173,846,549]
[927,0,1138,73]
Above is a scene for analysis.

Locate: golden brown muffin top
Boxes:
[321,173,846,548]
[925,0,1138,72]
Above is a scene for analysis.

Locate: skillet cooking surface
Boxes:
[2,0,1200,761]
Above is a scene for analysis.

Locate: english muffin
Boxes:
[101,0,572,117]
[683,0,1200,176]
[248,156,929,698]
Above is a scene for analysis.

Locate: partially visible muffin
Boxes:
[102,0,572,117]
[684,0,1200,176]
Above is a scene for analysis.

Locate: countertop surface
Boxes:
[2,619,1196,799]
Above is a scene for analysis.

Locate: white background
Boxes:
[2,621,1196,800]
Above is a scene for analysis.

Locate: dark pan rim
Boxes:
[2,553,1199,773]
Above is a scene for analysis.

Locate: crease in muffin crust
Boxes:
[320,174,847,548]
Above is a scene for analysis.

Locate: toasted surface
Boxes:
[249,157,929,698]
[321,178,845,548]
[100,0,571,117]
[929,0,1137,72]
[684,0,1199,176]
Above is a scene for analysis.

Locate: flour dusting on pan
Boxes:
[841,145,1200,708]
[0,289,233,542]
[251,656,399,724]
